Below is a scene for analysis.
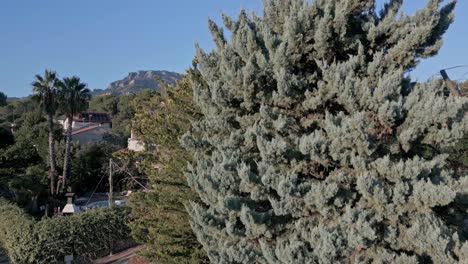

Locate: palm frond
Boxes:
[31,69,59,115]
[58,76,91,116]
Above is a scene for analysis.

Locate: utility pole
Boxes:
[109,158,113,208]
[108,158,113,256]
[440,69,461,97]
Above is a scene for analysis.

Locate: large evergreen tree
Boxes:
[447,80,468,170]
[128,76,207,263]
[183,0,468,263]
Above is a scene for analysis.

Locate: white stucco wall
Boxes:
[62,117,111,130]
[72,127,110,144]
[128,139,145,152]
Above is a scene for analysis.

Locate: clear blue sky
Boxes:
[0,0,466,98]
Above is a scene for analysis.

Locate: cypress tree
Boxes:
[128,76,208,263]
[447,80,468,175]
[183,0,468,263]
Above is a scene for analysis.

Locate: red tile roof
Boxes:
[71,125,101,135]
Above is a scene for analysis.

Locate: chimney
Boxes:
[62,187,80,215]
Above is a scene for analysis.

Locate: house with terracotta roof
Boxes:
[59,112,112,130]
[71,125,111,144]
[58,112,112,144]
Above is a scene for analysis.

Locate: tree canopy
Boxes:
[0,92,7,107]
[183,0,468,263]
[128,75,207,263]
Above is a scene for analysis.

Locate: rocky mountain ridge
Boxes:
[92,70,181,96]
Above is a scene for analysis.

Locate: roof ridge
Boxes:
[71,125,101,135]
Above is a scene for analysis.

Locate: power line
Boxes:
[441,65,468,71]
[110,160,148,190]
[84,172,107,207]
[455,71,468,81]
[81,159,148,210]
[429,66,468,80]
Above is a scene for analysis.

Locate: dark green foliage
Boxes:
[32,69,60,194]
[33,206,131,262]
[31,70,59,118]
[68,142,119,193]
[0,199,35,263]
[0,96,39,128]
[0,108,59,170]
[128,76,207,263]
[0,199,131,263]
[0,107,55,211]
[85,90,160,148]
[0,127,14,150]
[58,76,91,118]
[88,95,120,116]
[0,91,7,107]
[184,0,468,263]
[0,89,129,210]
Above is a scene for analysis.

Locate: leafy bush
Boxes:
[0,199,35,263]
[34,206,131,262]
[0,199,131,263]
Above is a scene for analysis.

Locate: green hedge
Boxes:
[0,199,35,263]
[0,199,131,263]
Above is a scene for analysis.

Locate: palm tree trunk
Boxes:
[61,115,73,193]
[47,113,57,195]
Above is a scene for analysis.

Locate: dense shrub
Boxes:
[0,199,35,263]
[0,199,131,263]
[33,206,131,262]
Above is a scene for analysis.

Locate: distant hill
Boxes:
[92,70,181,96]
[6,97,22,102]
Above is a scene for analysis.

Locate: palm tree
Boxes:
[58,76,91,193]
[32,70,60,195]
